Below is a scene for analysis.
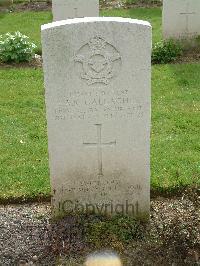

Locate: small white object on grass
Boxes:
[84,252,122,266]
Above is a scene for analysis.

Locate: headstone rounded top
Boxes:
[41,17,151,31]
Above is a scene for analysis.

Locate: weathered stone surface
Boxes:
[52,0,99,21]
[163,0,200,39]
[41,17,152,219]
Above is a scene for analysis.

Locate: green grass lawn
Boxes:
[0,69,50,201]
[0,7,161,51]
[0,64,199,201]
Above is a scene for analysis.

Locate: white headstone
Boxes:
[163,0,200,39]
[41,17,151,219]
[52,0,99,21]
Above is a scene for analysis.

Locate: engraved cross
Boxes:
[83,124,116,176]
[180,3,196,35]
[74,0,79,17]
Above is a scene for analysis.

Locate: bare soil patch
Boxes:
[0,55,42,69]
[10,1,51,12]
[175,47,200,64]
[0,189,199,266]
[101,0,162,10]
[3,0,162,12]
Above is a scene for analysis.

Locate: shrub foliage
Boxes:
[0,31,37,63]
[152,39,182,64]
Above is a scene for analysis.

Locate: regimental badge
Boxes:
[74,36,122,85]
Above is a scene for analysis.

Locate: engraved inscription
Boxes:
[83,124,116,176]
[54,88,146,121]
[74,36,122,85]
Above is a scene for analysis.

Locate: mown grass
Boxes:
[0,69,50,200]
[0,64,199,201]
[151,64,200,191]
[0,7,161,51]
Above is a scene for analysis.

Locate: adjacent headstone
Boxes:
[41,17,152,219]
[163,0,200,40]
[52,0,99,21]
